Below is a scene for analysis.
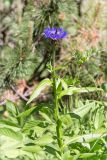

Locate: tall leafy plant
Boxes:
[26,26,104,159]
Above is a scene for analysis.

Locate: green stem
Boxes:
[52,48,63,157]
[52,49,59,120]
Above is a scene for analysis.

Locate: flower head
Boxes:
[43,27,67,40]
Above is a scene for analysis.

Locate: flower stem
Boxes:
[52,49,59,120]
[52,48,63,157]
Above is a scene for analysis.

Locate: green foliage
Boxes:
[0,73,106,160]
[0,98,107,160]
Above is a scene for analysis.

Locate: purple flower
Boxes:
[43,27,67,40]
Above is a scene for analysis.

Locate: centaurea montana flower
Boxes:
[43,27,67,40]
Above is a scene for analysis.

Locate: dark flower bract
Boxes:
[43,27,67,40]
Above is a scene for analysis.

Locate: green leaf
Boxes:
[22,145,42,153]
[4,149,21,159]
[94,107,105,129]
[69,113,81,120]
[34,134,53,146]
[45,144,62,159]
[33,126,46,137]
[63,150,71,160]
[72,103,92,118]
[59,78,68,90]
[56,82,62,93]
[64,133,107,145]
[17,106,36,118]
[59,87,102,99]
[0,128,23,141]
[79,153,96,158]
[27,78,52,104]
[0,120,18,127]
[6,100,18,116]
[45,145,60,157]
[23,120,47,132]
[94,109,100,129]
[39,111,52,123]
[56,78,68,94]
[60,114,73,126]
[63,150,80,160]
[94,128,107,134]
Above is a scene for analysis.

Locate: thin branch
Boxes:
[10,84,28,101]
[76,0,83,17]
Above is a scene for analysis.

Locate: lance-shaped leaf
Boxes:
[72,103,92,118]
[22,145,42,153]
[27,78,52,104]
[34,134,53,146]
[17,106,36,118]
[0,128,23,141]
[64,133,107,145]
[79,153,96,158]
[58,87,102,99]
[6,100,19,116]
